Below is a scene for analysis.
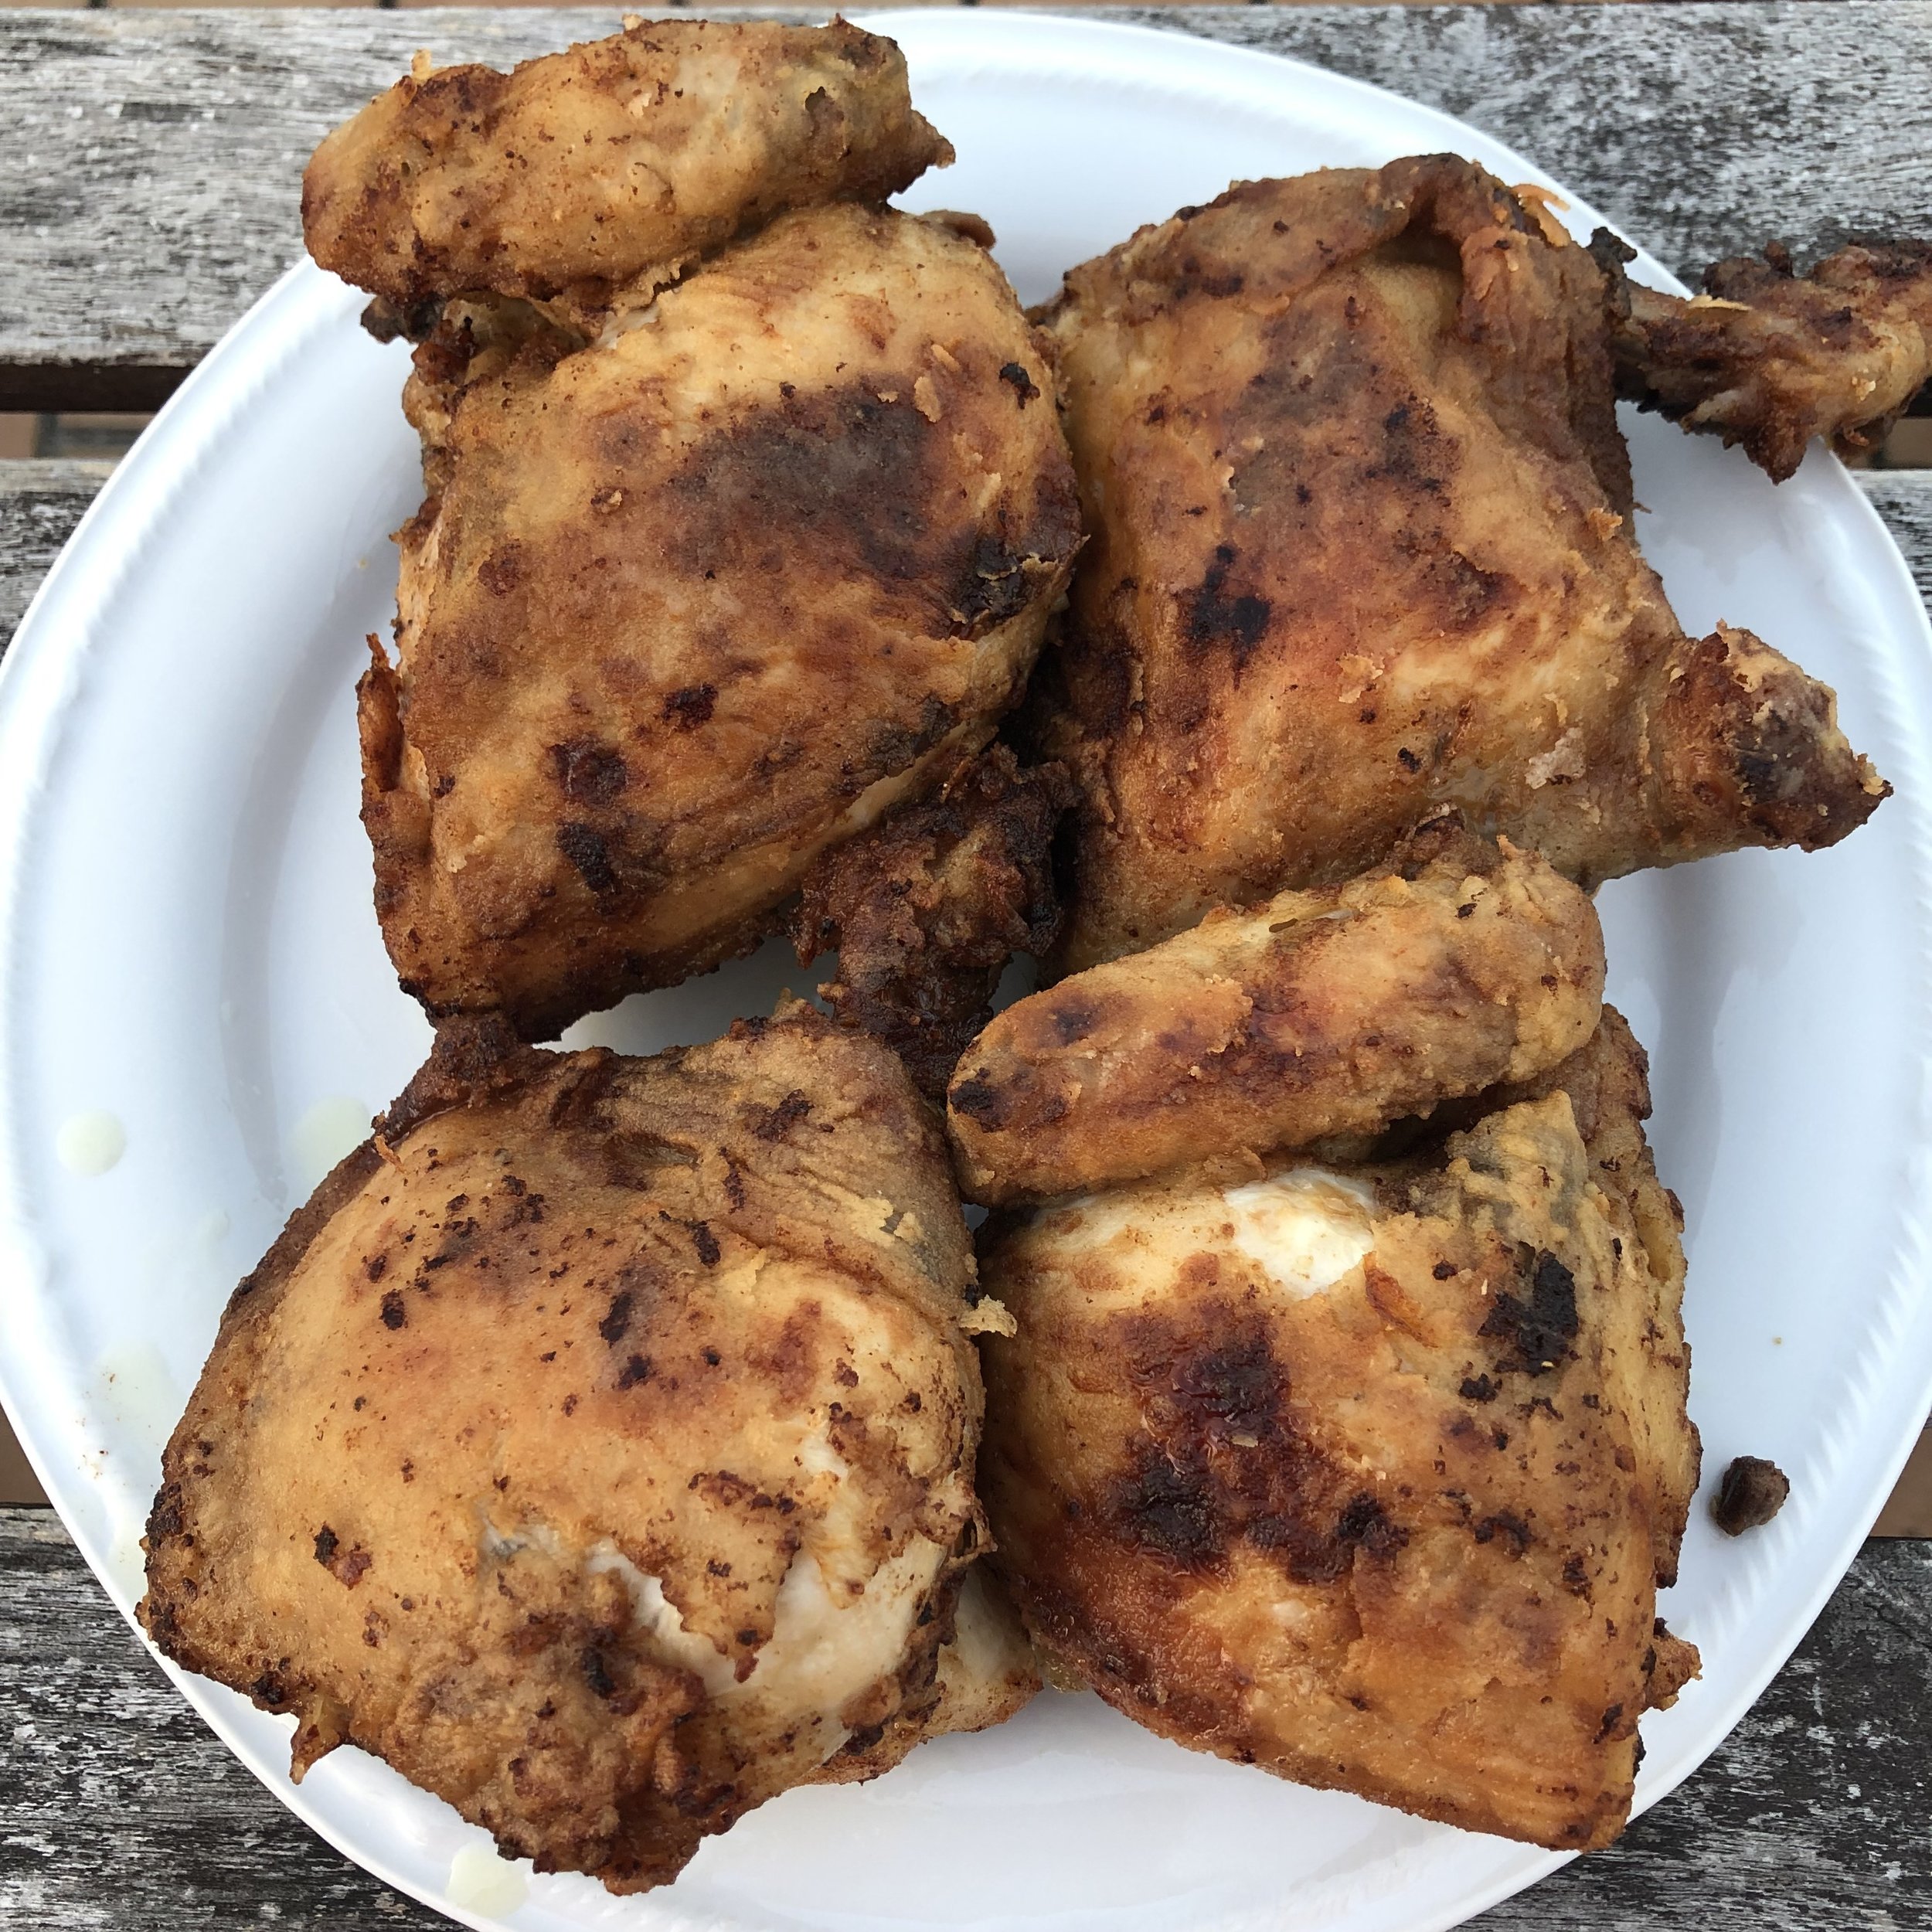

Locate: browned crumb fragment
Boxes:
[791,747,1074,1100]
[1711,1454,1791,1535]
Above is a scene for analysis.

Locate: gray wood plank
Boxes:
[0,459,112,651]
[0,1505,1924,1930]
[4,3,1932,410]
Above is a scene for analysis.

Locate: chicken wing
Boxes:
[949,818,1604,1204]
[977,1009,1699,1852]
[1600,232,1932,481]
[304,20,951,329]
[141,1005,1027,1893]
[791,744,1074,1101]
[1033,157,1887,969]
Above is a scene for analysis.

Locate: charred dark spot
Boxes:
[1472,1510,1532,1555]
[950,532,1038,634]
[702,1347,722,1367]
[1184,543,1272,671]
[313,1526,339,1566]
[1479,1249,1579,1374]
[1563,1553,1593,1596]
[1109,1450,1224,1568]
[556,821,618,896]
[1594,1702,1625,1743]
[1460,1374,1498,1403]
[947,1074,1005,1128]
[1168,1335,1281,1441]
[617,1353,652,1390]
[379,1291,406,1330]
[547,737,628,805]
[663,683,717,730]
[747,1090,813,1141]
[1050,998,1100,1045]
[998,361,1040,405]
[599,1291,635,1345]
[581,1648,615,1698]
[1397,747,1421,773]
[364,1253,387,1282]
[690,1221,720,1267]
[1433,1261,1458,1281]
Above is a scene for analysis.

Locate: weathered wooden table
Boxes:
[2,5,1930,1927]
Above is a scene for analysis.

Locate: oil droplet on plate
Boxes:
[57,1111,125,1176]
[447,1842,529,1916]
[291,1096,370,1197]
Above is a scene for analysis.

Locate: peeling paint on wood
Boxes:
[2,4,1930,409]
[0,1507,1924,1927]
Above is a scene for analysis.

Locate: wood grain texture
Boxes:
[3,2,1931,407]
[0,459,112,650]
[0,1506,1923,1930]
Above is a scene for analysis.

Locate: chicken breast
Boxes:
[1032,156,1886,969]
[304,19,952,328]
[948,818,1604,1204]
[977,1009,1699,1852]
[141,1005,1027,1893]
[359,201,1080,1038]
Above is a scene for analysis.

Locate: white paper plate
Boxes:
[2,12,1929,1931]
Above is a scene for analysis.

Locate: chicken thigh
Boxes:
[141,1007,1029,1892]
[308,24,1080,1037]
[1032,156,1886,969]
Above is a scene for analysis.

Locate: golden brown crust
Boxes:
[948,820,1604,1204]
[978,1007,1697,1852]
[364,203,1081,1039]
[791,745,1075,1101]
[302,21,953,324]
[1032,157,1887,969]
[1601,231,1932,481]
[141,1006,1004,1893]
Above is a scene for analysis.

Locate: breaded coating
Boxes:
[303,20,952,326]
[791,745,1075,1101]
[978,1009,1699,1852]
[949,819,1604,1205]
[359,203,1080,1039]
[140,1005,1019,1894]
[1601,233,1932,481]
[1033,157,1887,969]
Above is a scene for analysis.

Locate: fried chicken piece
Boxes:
[791,745,1075,1101]
[949,818,1603,1205]
[1600,233,1932,481]
[140,1005,1030,1893]
[354,200,1080,1039]
[304,21,951,328]
[1034,157,1888,970]
[977,1008,1698,1852]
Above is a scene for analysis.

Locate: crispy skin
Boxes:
[303,21,952,326]
[1601,233,1932,481]
[978,1009,1698,1852]
[791,745,1075,1100]
[1034,158,1888,969]
[361,203,1080,1038]
[949,820,1604,1205]
[141,1006,1015,1893]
